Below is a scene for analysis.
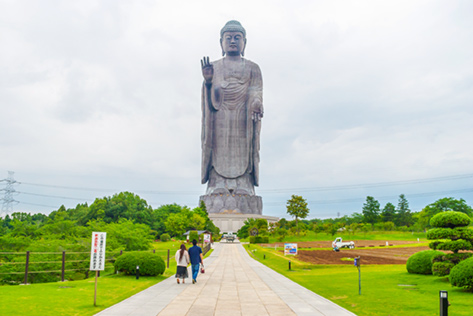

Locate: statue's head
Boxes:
[220,20,247,57]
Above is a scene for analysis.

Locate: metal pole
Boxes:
[24,251,30,285]
[136,266,140,280]
[358,266,361,295]
[167,249,170,268]
[94,271,98,306]
[61,251,66,282]
[440,291,448,316]
[288,260,291,270]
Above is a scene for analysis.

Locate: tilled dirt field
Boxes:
[265,241,430,265]
[297,246,430,265]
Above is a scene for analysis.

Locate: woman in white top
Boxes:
[175,243,190,284]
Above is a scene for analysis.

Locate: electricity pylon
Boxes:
[1,171,19,217]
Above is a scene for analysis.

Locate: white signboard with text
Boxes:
[90,232,106,271]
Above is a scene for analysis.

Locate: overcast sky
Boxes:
[1,0,472,219]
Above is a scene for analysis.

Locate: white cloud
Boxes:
[1,0,473,218]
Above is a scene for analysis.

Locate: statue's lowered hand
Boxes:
[252,100,263,121]
[201,56,213,84]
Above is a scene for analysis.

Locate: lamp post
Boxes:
[354,256,361,295]
[439,291,448,316]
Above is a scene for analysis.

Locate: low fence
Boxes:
[1,243,213,285]
[0,249,171,285]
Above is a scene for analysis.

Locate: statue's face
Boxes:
[221,31,246,56]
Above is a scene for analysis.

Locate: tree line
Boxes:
[237,194,473,239]
[0,192,219,254]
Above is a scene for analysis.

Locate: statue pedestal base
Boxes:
[199,193,262,215]
[208,213,279,233]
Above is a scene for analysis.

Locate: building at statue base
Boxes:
[208,213,279,233]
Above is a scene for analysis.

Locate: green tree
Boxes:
[381,202,396,223]
[164,213,189,237]
[362,196,380,225]
[418,198,473,230]
[395,194,412,227]
[151,204,187,236]
[83,192,153,225]
[286,195,309,235]
[323,223,338,237]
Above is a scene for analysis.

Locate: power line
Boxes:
[18,191,93,202]
[19,182,200,195]
[264,188,473,206]
[19,172,473,196]
[260,173,473,193]
[20,202,60,209]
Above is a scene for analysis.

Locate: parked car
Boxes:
[221,232,236,242]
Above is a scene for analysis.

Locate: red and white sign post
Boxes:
[90,232,106,306]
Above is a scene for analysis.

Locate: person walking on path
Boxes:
[188,239,203,284]
[175,243,190,284]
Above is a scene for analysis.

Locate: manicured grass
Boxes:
[0,274,166,316]
[0,240,213,316]
[278,231,428,243]
[246,244,472,315]
[240,230,428,244]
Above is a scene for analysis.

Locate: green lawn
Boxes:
[246,244,472,316]
[0,240,211,316]
[0,274,166,316]
[252,230,429,243]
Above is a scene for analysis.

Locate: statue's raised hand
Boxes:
[201,56,213,84]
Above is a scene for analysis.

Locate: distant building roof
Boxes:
[183,230,211,236]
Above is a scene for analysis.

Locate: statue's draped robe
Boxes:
[201,58,263,190]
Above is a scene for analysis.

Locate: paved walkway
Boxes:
[95,243,356,316]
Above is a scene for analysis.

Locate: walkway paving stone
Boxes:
[95,243,356,316]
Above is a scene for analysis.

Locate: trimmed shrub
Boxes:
[429,241,443,250]
[432,261,455,276]
[406,250,444,274]
[160,233,170,242]
[449,257,473,289]
[434,240,473,253]
[427,227,473,240]
[430,211,471,228]
[433,253,473,265]
[114,251,165,276]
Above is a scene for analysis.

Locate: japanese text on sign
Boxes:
[90,232,107,271]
